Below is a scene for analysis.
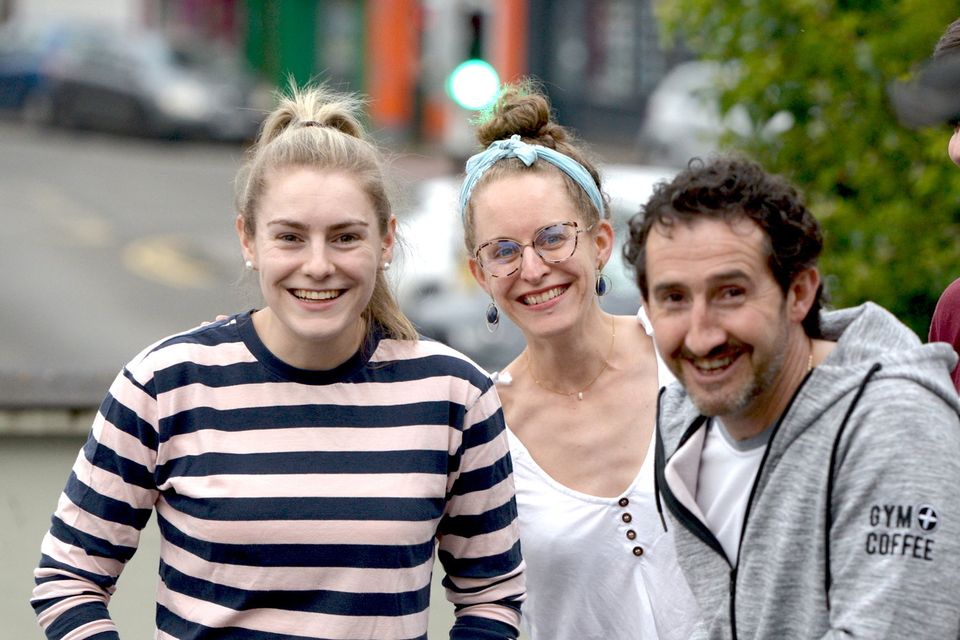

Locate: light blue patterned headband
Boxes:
[458,134,604,223]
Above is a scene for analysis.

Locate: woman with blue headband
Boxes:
[459,81,698,639]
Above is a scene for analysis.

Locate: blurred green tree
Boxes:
[656,1,960,336]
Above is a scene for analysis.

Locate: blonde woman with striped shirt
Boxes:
[31,84,526,640]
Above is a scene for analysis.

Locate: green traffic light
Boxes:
[447,59,500,111]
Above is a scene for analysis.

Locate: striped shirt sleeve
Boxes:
[438,380,525,638]
[32,352,162,640]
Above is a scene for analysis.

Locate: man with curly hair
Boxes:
[624,154,960,638]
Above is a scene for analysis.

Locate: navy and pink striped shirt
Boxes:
[32,312,525,639]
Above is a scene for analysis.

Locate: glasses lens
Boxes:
[479,240,523,276]
[534,223,577,261]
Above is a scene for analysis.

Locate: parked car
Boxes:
[0,21,270,141]
[392,164,677,371]
[638,60,792,167]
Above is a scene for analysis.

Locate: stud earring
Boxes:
[595,269,610,297]
[382,261,391,271]
[244,260,254,271]
[485,300,500,333]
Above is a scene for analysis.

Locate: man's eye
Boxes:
[658,291,686,306]
[721,287,745,299]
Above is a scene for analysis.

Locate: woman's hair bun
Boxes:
[476,79,569,149]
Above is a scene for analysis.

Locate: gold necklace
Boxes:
[529,317,616,401]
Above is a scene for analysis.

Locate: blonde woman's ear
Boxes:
[236,214,255,265]
[381,216,398,265]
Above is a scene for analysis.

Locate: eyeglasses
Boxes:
[474,221,594,278]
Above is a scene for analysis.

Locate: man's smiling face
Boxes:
[644,217,793,424]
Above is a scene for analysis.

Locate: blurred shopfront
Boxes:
[141,0,673,151]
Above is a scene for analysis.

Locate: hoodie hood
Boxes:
[811,301,958,410]
[659,302,960,453]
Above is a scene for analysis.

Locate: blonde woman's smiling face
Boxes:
[239,167,393,369]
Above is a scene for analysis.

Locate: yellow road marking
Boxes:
[123,235,217,289]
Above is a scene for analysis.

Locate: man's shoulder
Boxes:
[847,374,960,433]
[819,302,958,400]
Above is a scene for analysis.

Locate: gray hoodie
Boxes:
[655,302,960,639]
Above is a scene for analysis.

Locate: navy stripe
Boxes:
[154,360,276,389]
[99,392,158,451]
[48,517,137,568]
[161,559,432,616]
[355,346,493,388]
[149,352,491,394]
[31,586,98,617]
[156,449,447,480]
[448,452,512,497]
[158,401,468,440]
[157,603,319,640]
[157,603,429,640]
[162,493,445,523]
[444,569,524,597]
[439,540,523,580]
[380,351,491,386]
[450,614,519,640]
[461,410,508,449]
[83,436,156,491]
[64,473,153,530]
[158,515,437,568]
[438,500,518,538]
[43,600,117,640]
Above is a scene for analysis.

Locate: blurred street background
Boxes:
[3,0,960,637]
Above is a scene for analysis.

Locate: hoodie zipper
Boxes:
[727,368,815,640]
[729,567,739,640]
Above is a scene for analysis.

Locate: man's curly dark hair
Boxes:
[624,154,826,338]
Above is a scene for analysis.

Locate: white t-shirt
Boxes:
[695,419,771,564]
[501,309,698,639]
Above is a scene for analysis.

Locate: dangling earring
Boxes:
[382,261,391,271]
[485,300,500,332]
[595,269,610,297]
[244,260,254,271]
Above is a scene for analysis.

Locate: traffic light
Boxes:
[446,11,500,111]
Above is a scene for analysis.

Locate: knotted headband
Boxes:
[458,134,604,222]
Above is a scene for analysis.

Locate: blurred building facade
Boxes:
[3,0,676,151]
[142,0,673,151]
